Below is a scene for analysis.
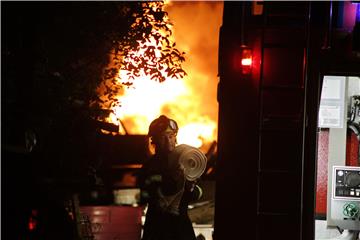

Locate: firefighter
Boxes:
[139,115,202,240]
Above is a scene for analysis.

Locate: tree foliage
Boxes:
[98,1,187,110]
[5,1,186,113]
[3,1,187,178]
[117,1,186,82]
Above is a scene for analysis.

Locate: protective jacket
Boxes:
[139,154,202,240]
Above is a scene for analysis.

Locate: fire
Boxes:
[177,121,217,148]
[99,2,223,149]
[108,73,186,134]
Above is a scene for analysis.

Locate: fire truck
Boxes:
[216,2,359,240]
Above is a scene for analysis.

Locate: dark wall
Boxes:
[216,2,331,240]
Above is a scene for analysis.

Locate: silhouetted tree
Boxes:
[2,1,186,180]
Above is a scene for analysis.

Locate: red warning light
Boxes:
[241,57,252,66]
[240,46,252,74]
[28,209,38,231]
[233,45,253,75]
[28,219,36,231]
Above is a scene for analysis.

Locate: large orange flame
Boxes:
[99,2,223,150]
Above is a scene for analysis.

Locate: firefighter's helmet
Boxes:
[148,115,178,138]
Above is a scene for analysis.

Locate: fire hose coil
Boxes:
[169,144,207,181]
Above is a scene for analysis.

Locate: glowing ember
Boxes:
[98,2,223,149]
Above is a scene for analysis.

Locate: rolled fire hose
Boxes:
[168,144,207,181]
